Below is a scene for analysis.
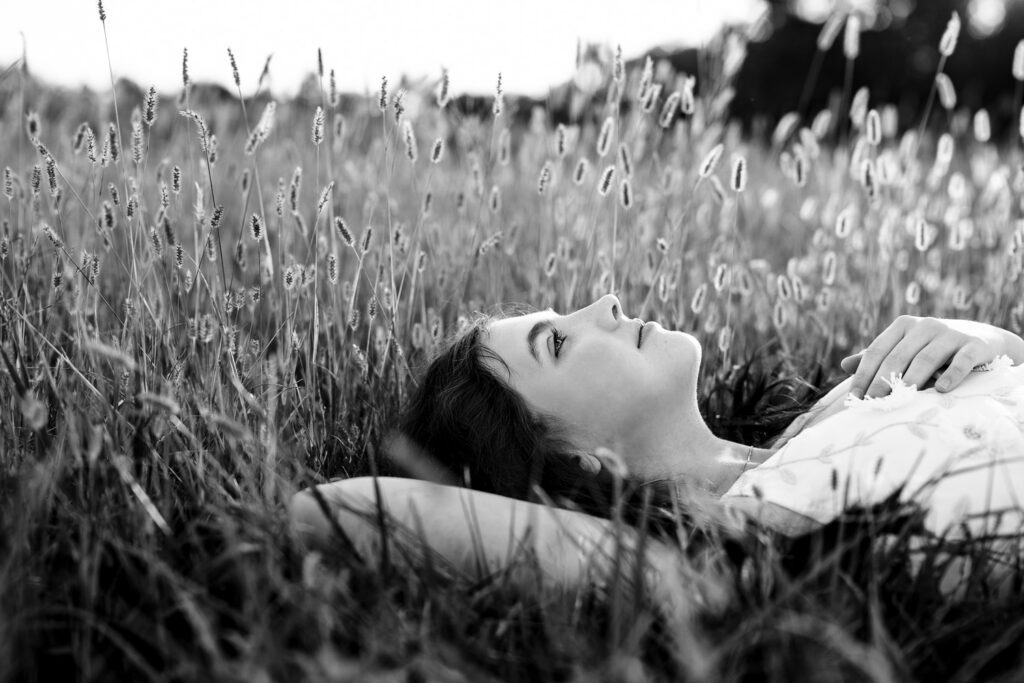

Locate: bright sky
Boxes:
[0,0,766,97]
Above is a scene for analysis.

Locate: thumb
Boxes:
[840,352,863,374]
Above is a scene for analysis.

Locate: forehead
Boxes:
[484,310,555,378]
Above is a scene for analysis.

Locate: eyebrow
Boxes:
[527,319,555,363]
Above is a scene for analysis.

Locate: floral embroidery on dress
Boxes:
[844,372,919,412]
[723,360,1024,536]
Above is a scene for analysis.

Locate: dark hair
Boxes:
[396,316,712,544]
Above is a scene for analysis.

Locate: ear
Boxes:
[574,452,602,475]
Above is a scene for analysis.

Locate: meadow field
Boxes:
[2,6,1024,681]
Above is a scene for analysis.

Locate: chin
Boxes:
[662,330,701,384]
[668,329,701,359]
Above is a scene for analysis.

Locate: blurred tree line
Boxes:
[3,0,1023,147]
[732,0,1024,136]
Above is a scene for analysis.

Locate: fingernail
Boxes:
[936,379,950,392]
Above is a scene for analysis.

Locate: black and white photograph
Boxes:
[4,0,1024,680]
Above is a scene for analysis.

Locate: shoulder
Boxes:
[772,376,855,449]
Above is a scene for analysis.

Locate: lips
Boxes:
[637,321,645,348]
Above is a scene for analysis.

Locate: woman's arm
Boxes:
[289,476,682,595]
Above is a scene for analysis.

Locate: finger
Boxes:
[936,342,987,392]
[902,339,960,390]
[849,321,910,398]
[861,334,932,398]
[840,352,863,374]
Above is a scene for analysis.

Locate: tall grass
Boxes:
[2,7,1024,681]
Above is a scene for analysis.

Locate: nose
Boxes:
[577,294,622,331]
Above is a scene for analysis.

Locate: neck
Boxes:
[622,402,774,496]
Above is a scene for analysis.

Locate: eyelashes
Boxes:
[551,328,566,358]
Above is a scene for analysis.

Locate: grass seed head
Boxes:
[905,280,921,305]
[149,226,163,255]
[596,116,614,157]
[937,133,955,165]
[431,138,445,164]
[45,157,57,196]
[97,0,106,21]
[691,283,707,313]
[436,68,450,108]
[143,86,158,126]
[335,217,353,246]
[493,72,504,117]
[699,143,724,179]
[403,120,418,162]
[163,214,176,247]
[537,161,552,194]
[84,125,98,163]
[360,226,373,255]
[823,250,837,285]
[818,12,845,51]
[713,263,729,291]
[598,165,615,196]
[618,142,633,177]
[102,200,114,229]
[250,214,264,241]
[378,76,388,111]
[393,89,406,123]
[637,55,654,101]
[973,109,991,143]
[659,91,681,128]
[318,182,334,215]
[843,12,861,59]
[731,156,747,192]
[936,73,956,110]
[811,109,832,138]
[498,129,511,166]
[641,82,662,113]
[1014,40,1024,81]
[289,167,302,212]
[939,11,960,58]
[312,106,325,146]
[866,109,882,145]
[544,252,557,278]
[24,111,40,143]
[227,48,240,87]
[573,158,590,185]
[619,178,633,209]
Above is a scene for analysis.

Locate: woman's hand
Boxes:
[841,316,1024,399]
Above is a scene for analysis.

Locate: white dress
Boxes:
[723,357,1024,544]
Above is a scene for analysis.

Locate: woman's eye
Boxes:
[552,330,565,357]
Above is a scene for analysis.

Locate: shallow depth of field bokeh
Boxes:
[3,2,1024,681]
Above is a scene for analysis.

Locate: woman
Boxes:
[289,295,1024,602]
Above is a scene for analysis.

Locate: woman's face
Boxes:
[483,294,702,453]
